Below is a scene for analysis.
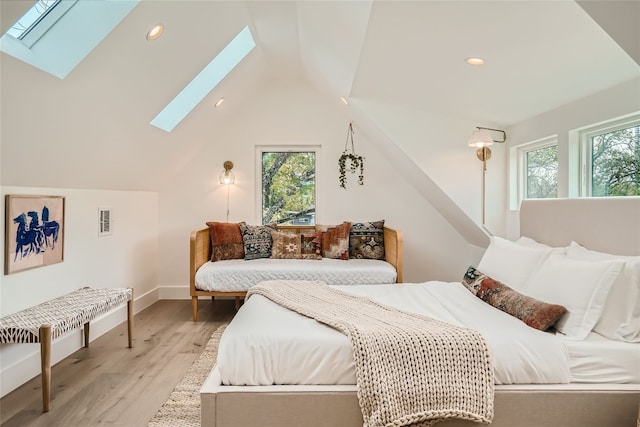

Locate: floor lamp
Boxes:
[468,127,506,225]
[219,161,235,222]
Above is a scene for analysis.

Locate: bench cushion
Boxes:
[0,287,132,343]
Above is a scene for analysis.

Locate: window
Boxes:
[512,136,558,205]
[258,147,318,225]
[581,118,640,197]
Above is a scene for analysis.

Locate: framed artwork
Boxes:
[4,195,65,275]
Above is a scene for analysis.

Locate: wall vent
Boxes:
[98,207,112,236]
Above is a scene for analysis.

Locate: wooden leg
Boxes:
[39,324,52,413]
[235,296,240,311]
[191,296,198,321]
[83,323,90,348]
[127,289,134,348]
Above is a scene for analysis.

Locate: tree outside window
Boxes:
[591,125,640,197]
[261,151,316,225]
[526,145,558,199]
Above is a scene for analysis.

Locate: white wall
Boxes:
[157,80,475,299]
[0,186,159,397]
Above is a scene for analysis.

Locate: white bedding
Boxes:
[217,282,573,386]
[195,258,397,292]
[564,331,640,383]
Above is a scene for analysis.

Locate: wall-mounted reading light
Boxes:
[219,161,235,222]
[468,126,506,225]
[219,161,235,185]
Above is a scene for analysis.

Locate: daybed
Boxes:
[190,222,403,321]
[201,197,640,427]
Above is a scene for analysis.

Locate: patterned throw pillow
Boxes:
[349,220,385,260]
[462,266,567,331]
[240,223,276,260]
[321,222,351,260]
[271,231,322,260]
[206,221,245,262]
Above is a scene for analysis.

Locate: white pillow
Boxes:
[517,236,567,253]
[521,252,624,340]
[478,236,552,291]
[566,241,640,342]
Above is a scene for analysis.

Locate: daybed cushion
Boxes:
[206,221,245,261]
[349,220,385,260]
[521,252,624,340]
[462,266,567,331]
[566,242,640,342]
[194,258,397,292]
[321,222,351,260]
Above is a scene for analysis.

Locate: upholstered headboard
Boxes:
[519,197,640,256]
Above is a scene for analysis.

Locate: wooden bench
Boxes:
[0,287,133,412]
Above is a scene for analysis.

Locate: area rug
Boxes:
[147,323,228,427]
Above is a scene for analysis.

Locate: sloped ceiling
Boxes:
[1,0,638,191]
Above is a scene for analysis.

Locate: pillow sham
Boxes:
[270,230,322,260]
[321,222,351,260]
[349,220,385,260]
[566,241,640,342]
[520,252,624,340]
[462,266,567,331]
[240,223,276,260]
[477,236,552,291]
[206,221,245,261]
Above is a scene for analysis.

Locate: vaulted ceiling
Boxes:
[1,0,638,191]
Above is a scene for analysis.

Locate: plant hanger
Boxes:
[338,122,364,189]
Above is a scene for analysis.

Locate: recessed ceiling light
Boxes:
[340,97,349,106]
[215,98,225,108]
[466,57,485,66]
[147,24,164,41]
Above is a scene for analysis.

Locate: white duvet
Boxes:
[217,281,571,386]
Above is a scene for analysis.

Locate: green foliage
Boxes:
[338,152,364,189]
[526,145,558,198]
[262,152,315,224]
[591,125,640,197]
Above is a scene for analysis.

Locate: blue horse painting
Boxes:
[13,206,60,262]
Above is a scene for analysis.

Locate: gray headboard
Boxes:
[520,197,640,256]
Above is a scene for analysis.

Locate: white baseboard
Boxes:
[0,287,159,398]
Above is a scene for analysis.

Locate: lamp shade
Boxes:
[468,128,494,148]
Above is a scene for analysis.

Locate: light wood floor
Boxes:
[0,298,235,427]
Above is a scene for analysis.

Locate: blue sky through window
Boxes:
[150,26,256,133]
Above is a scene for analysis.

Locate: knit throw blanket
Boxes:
[247,280,494,427]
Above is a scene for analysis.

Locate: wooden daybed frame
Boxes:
[200,197,640,427]
[190,225,403,321]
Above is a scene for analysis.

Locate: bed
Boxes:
[201,197,640,427]
[190,223,403,320]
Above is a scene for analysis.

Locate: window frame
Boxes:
[255,145,320,226]
[578,114,640,197]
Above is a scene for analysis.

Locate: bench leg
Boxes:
[235,296,241,311]
[83,323,90,348]
[39,325,52,413]
[127,292,133,348]
[192,296,198,322]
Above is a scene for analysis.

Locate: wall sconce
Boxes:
[219,161,235,185]
[219,161,235,222]
[468,127,506,225]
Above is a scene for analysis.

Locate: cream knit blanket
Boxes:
[247,280,494,427]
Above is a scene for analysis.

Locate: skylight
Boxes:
[150,26,256,133]
[0,0,139,79]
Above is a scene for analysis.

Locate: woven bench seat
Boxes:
[0,287,134,411]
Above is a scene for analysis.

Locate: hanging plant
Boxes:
[338,122,365,189]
